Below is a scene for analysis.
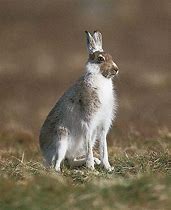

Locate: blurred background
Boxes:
[0,0,170,144]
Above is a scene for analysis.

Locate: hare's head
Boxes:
[85,31,119,79]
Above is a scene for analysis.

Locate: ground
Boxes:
[0,129,170,210]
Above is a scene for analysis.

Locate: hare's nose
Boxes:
[112,62,119,74]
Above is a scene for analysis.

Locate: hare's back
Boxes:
[40,77,101,137]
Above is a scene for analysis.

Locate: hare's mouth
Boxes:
[102,72,115,79]
[102,69,119,79]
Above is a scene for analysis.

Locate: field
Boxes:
[0,1,170,210]
[0,128,171,210]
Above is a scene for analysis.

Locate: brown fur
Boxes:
[89,51,118,78]
[69,76,101,121]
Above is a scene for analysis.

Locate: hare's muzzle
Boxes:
[111,62,119,76]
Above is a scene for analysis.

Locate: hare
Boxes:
[39,31,119,172]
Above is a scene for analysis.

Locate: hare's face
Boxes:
[85,31,119,78]
[89,51,119,79]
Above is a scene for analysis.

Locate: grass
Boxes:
[0,129,171,210]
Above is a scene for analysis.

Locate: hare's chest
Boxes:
[94,78,114,124]
[98,80,113,105]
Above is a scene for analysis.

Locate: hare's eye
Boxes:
[97,55,105,63]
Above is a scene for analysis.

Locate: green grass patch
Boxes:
[0,131,171,210]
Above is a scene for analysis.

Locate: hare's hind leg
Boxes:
[94,157,101,165]
[54,127,69,172]
[68,158,86,168]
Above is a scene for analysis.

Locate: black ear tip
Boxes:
[94,30,101,34]
[85,31,88,34]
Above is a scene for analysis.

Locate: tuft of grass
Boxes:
[0,130,171,210]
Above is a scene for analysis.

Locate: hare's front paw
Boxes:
[55,166,61,173]
[55,162,62,173]
[86,159,95,170]
[105,165,114,172]
[101,162,114,172]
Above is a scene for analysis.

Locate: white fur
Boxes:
[85,63,115,128]
[39,31,118,172]
[86,31,103,54]
[63,64,116,170]
[83,63,116,170]
[93,31,103,52]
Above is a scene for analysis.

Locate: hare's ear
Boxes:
[85,31,96,54]
[93,31,103,51]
